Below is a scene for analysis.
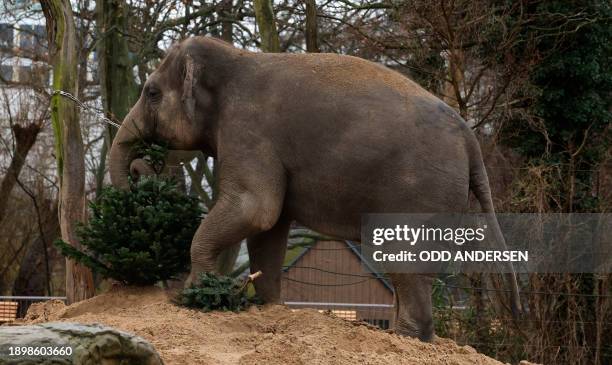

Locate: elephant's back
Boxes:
[257,52,433,100]
[252,52,462,133]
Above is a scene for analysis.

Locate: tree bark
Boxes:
[97,0,137,122]
[95,0,139,197]
[305,0,319,52]
[220,0,234,43]
[253,0,280,52]
[13,199,61,296]
[41,0,94,304]
[0,124,41,223]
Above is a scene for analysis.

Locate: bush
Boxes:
[179,272,262,312]
[55,178,203,285]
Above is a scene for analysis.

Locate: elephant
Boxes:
[109,36,520,341]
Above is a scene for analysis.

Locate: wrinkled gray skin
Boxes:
[109,36,520,341]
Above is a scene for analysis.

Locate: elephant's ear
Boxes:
[182,54,198,122]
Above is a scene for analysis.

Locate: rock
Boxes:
[22,300,67,323]
[0,322,163,365]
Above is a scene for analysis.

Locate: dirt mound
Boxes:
[23,287,503,365]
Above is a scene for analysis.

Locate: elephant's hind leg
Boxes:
[247,217,291,303]
[389,273,435,341]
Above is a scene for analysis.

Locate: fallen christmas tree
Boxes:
[179,271,263,312]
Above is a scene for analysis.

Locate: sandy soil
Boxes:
[21,286,504,365]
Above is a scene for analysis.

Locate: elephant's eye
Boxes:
[146,86,162,101]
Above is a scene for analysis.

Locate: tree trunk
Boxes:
[305,0,319,52]
[253,0,280,52]
[13,199,62,296]
[95,0,138,197]
[220,0,233,44]
[0,124,41,223]
[41,0,94,304]
[97,0,137,124]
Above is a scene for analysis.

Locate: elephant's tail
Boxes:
[468,138,522,319]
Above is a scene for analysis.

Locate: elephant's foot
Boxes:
[184,263,213,288]
[394,317,434,342]
[252,279,282,304]
[389,274,435,342]
[246,217,291,304]
[184,271,197,288]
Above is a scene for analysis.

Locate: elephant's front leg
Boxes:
[247,216,291,303]
[188,187,284,283]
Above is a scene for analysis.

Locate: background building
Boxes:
[281,240,395,329]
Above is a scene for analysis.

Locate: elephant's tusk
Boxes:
[239,271,263,292]
[248,271,263,281]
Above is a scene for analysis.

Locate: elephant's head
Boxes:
[109,37,234,189]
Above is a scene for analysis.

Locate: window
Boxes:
[19,25,34,50]
[31,65,50,86]
[17,65,31,83]
[35,25,46,41]
[15,65,48,86]
[0,65,13,82]
[18,25,46,52]
[332,310,357,321]
[0,24,13,49]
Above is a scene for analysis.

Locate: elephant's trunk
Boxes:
[109,112,143,190]
[130,158,157,179]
